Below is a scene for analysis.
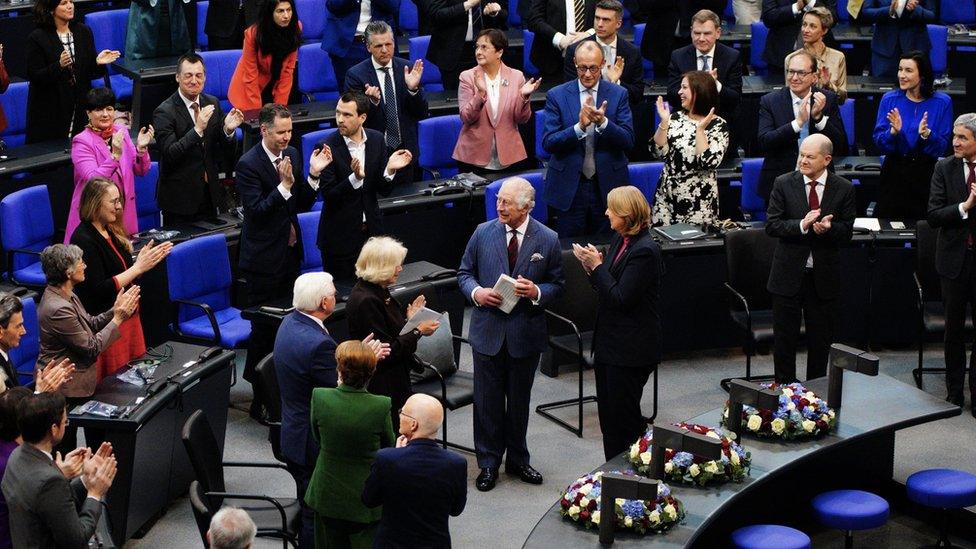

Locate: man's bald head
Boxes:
[401,394,443,439]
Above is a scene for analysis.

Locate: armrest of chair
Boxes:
[422,166,441,180]
[450,335,470,345]
[544,309,583,358]
[302,91,316,103]
[724,282,751,331]
[6,248,41,280]
[204,490,289,537]
[913,272,925,311]
[223,460,290,470]
[171,298,222,344]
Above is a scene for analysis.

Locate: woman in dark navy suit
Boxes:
[573,185,662,460]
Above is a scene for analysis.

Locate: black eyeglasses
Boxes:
[575,65,602,75]
[787,69,814,78]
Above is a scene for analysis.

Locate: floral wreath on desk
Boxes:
[559,471,684,534]
[720,382,837,440]
[627,423,751,486]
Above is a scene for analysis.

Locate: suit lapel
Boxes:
[512,219,536,275]
[332,134,353,174]
[494,222,511,275]
[953,157,968,201]
[791,172,809,211]
[820,174,837,212]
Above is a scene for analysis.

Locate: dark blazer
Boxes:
[563,36,644,105]
[427,0,507,72]
[860,0,935,57]
[0,353,17,391]
[205,0,264,39]
[322,0,398,56]
[761,0,838,69]
[590,230,662,367]
[69,221,134,316]
[362,438,467,549]
[25,23,104,144]
[667,42,743,121]
[236,143,316,275]
[756,86,848,201]
[927,156,974,281]
[457,217,565,357]
[152,91,237,217]
[346,280,422,421]
[541,79,634,211]
[1,444,102,549]
[344,57,430,158]
[765,171,855,299]
[634,0,726,72]
[316,128,394,257]
[273,311,339,467]
[527,0,595,76]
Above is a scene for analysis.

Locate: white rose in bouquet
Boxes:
[664,504,678,520]
[771,418,786,435]
[747,415,762,431]
[640,452,652,465]
[579,483,592,496]
[629,444,639,460]
[704,461,719,474]
[568,505,580,518]
[689,464,700,477]
[649,510,661,525]
[706,430,721,439]
[783,388,794,397]
[592,511,601,524]
[580,497,590,508]
[624,516,633,527]
[664,462,674,474]
[730,451,740,465]
[802,419,816,433]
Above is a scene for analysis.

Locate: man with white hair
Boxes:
[272,272,389,546]
[458,177,565,492]
[207,507,256,549]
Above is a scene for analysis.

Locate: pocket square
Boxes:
[530,253,544,262]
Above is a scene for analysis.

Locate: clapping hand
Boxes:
[112,285,140,325]
[224,108,245,133]
[82,443,117,500]
[110,129,125,159]
[386,150,412,172]
[406,295,426,319]
[484,2,502,15]
[801,208,821,232]
[56,447,87,479]
[812,214,833,234]
[696,107,718,130]
[918,111,930,138]
[655,96,671,129]
[404,59,424,91]
[887,107,902,134]
[606,57,625,83]
[59,49,73,68]
[309,145,333,177]
[473,68,488,97]
[134,239,173,275]
[581,98,608,127]
[351,157,366,180]
[519,77,541,99]
[416,319,440,335]
[35,357,74,394]
[362,333,391,361]
[364,83,382,104]
[572,242,603,272]
[195,104,216,133]
[559,31,587,50]
[810,91,827,120]
[136,125,154,151]
[95,49,121,65]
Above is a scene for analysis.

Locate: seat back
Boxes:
[197,1,209,50]
[181,410,227,496]
[740,158,766,221]
[915,220,941,302]
[84,9,128,75]
[298,211,322,273]
[534,108,549,164]
[135,161,161,231]
[523,29,540,78]
[484,173,547,222]
[300,127,338,175]
[750,21,769,75]
[724,228,778,311]
[928,25,948,75]
[8,296,39,385]
[408,36,443,91]
[508,0,521,27]
[413,311,458,383]
[840,98,855,152]
[627,162,664,206]
[167,233,233,324]
[630,24,654,79]
[0,185,54,275]
[200,49,243,111]
[836,0,850,22]
[253,353,285,462]
[296,44,340,103]
[417,115,463,179]
[296,0,325,41]
[188,481,213,548]
[399,0,419,36]
[941,0,976,24]
[0,82,29,148]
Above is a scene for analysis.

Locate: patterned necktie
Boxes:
[380,67,401,149]
[808,180,820,210]
[582,89,596,179]
[274,157,299,247]
[507,228,519,273]
[573,0,586,33]
[700,55,710,72]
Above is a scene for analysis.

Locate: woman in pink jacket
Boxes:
[453,29,540,176]
[67,87,152,242]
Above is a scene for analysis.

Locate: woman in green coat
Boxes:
[124,0,191,60]
[306,340,395,548]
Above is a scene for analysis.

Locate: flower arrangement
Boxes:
[559,471,684,534]
[721,381,837,440]
[627,423,751,486]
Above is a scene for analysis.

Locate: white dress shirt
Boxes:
[789,89,829,134]
[696,44,723,92]
[484,72,505,170]
[596,36,618,82]
[892,0,907,17]
[799,170,828,267]
[298,310,329,333]
[343,129,396,190]
[356,0,372,34]
[959,160,976,219]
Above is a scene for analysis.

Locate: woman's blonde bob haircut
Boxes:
[355,236,408,285]
[606,186,652,236]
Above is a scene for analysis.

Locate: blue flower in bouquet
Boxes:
[622,500,645,519]
[671,452,693,467]
[658,483,671,498]
[589,485,601,499]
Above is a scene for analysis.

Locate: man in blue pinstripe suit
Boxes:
[458,177,565,492]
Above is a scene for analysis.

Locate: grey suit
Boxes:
[1,444,102,548]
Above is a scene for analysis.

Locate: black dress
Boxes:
[26,22,104,144]
[345,279,422,430]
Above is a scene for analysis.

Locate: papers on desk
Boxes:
[493,274,520,314]
[854,218,881,232]
[399,307,447,335]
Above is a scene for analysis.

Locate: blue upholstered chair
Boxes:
[508,0,521,28]
[296,0,326,42]
[297,44,340,103]
[740,158,766,221]
[907,468,976,547]
[749,21,769,75]
[928,25,948,76]
[0,82,29,149]
[523,30,540,78]
[84,8,133,101]
[297,211,322,274]
[166,233,251,348]
[484,172,547,222]
[300,127,338,177]
[731,524,811,549]
[407,36,443,92]
[196,1,209,50]
[200,49,243,112]
[840,98,856,153]
[0,185,54,287]
[628,162,664,206]
[135,161,161,231]
[417,115,463,179]
[630,24,654,79]
[8,296,39,385]
[399,0,419,36]
[812,489,889,549]
[941,0,976,24]
[534,109,549,165]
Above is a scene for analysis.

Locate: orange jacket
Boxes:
[228,24,299,110]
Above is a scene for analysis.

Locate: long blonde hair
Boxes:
[78,177,133,253]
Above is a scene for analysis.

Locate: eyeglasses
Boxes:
[575,65,602,75]
[398,408,416,422]
[787,69,814,78]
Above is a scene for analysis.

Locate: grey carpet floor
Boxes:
[121,341,976,548]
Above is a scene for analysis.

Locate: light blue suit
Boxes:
[457,217,565,468]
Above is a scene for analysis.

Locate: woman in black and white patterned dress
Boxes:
[650,70,730,227]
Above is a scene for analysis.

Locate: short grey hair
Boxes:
[954,113,976,138]
[574,40,604,65]
[208,507,256,549]
[499,177,536,211]
[292,272,336,312]
[365,21,393,46]
[356,236,408,285]
[40,244,83,287]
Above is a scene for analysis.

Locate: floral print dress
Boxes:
[650,111,730,227]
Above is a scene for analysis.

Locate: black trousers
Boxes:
[242,247,299,386]
[439,42,476,91]
[472,344,539,469]
[941,250,976,400]
[594,361,654,461]
[285,458,315,548]
[772,270,836,383]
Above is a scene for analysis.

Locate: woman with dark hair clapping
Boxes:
[228,0,303,110]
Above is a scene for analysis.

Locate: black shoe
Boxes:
[476,467,499,492]
[506,463,543,485]
[947,394,964,408]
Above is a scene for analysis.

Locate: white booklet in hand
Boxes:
[492,274,520,314]
[399,307,445,335]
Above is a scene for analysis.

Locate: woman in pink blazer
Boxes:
[453,29,541,175]
[68,87,152,242]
